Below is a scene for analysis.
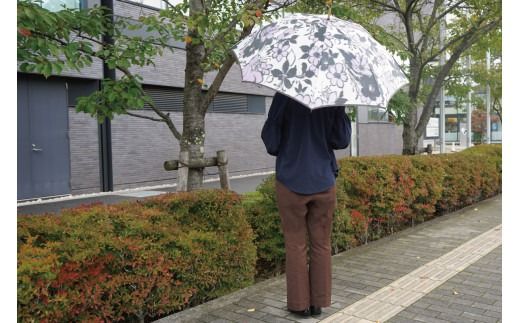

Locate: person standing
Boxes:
[261,92,352,317]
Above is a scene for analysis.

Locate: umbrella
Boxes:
[232,13,408,109]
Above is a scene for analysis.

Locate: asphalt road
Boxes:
[17,173,272,216]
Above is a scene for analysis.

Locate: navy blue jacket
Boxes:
[261,93,351,194]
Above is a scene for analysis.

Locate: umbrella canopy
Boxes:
[232,14,409,110]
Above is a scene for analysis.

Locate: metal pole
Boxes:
[439,12,446,153]
[466,56,473,148]
[99,0,114,192]
[486,49,491,144]
[466,55,472,147]
[351,106,358,157]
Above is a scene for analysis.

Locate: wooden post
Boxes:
[216,150,230,190]
[426,144,433,155]
[177,151,189,192]
[164,160,179,171]
[167,151,229,191]
[164,157,217,171]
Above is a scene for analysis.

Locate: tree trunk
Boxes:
[180,73,206,191]
[402,63,421,155]
[178,0,206,191]
[402,106,419,155]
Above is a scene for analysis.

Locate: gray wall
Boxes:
[108,108,275,191]
[68,110,101,194]
[358,123,403,156]
[113,0,274,96]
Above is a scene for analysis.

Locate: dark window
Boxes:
[143,86,183,112]
[211,93,248,113]
[66,79,99,107]
[367,107,389,122]
[247,95,266,114]
[143,85,265,114]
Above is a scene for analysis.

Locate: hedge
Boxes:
[18,190,256,322]
[18,145,501,321]
[247,144,501,277]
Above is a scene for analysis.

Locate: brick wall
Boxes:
[108,109,276,190]
[68,109,101,194]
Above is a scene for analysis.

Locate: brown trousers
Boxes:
[275,180,336,311]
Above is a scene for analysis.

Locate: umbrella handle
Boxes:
[326,0,333,20]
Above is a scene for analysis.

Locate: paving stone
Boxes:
[471,302,501,312]
[427,304,463,316]
[461,311,500,323]
[448,302,486,315]
[437,312,476,323]
[257,305,288,317]
[155,196,501,323]
[258,316,295,323]
[213,308,264,322]
[483,310,502,319]
[403,306,442,317]
[412,314,451,323]
[198,314,224,323]
[260,298,287,309]
[386,318,419,323]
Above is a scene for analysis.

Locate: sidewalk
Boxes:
[155,195,502,323]
[17,173,272,215]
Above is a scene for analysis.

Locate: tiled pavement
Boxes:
[387,247,501,323]
[155,195,502,323]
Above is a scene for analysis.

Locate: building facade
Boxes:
[18,0,407,200]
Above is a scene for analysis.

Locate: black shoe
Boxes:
[289,308,311,317]
[310,306,322,316]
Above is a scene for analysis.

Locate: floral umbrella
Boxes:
[232,13,409,109]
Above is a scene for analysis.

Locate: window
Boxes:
[367,107,389,122]
[445,115,460,142]
[142,85,265,114]
[128,0,180,9]
[39,0,83,11]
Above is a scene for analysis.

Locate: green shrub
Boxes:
[436,144,501,212]
[18,190,256,322]
[247,145,501,278]
[243,176,286,278]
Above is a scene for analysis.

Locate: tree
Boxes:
[445,26,502,123]
[17,0,290,191]
[292,0,501,154]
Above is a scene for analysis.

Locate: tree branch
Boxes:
[415,18,501,136]
[30,30,183,141]
[201,0,270,113]
[201,53,236,113]
[368,0,403,13]
[378,27,409,51]
[421,17,489,69]
[125,111,166,122]
[161,0,176,8]
[417,0,464,53]
[402,1,417,54]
